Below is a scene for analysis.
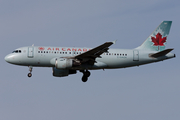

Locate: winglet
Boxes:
[112,40,117,44]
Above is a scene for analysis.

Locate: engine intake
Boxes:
[55,58,72,69]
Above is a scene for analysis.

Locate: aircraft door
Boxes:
[133,50,139,61]
[28,47,34,58]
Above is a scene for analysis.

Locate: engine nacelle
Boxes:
[55,58,81,69]
[55,58,73,69]
[52,67,76,77]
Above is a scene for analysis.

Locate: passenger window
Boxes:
[69,52,71,54]
[38,51,40,53]
[41,51,43,53]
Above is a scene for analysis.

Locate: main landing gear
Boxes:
[80,70,91,82]
[27,66,33,77]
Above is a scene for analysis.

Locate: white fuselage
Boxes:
[5,46,175,70]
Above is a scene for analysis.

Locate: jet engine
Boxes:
[55,58,80,69]
[52,67,77,77]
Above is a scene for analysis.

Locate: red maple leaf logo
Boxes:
[151,33,166,46]
[38,47,45,50]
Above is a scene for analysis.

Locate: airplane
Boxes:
[5,21,175,82]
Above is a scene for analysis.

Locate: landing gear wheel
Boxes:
[28,73,32,77]
[28,66,33,78]
[82,76,88,82]
[84,70,91,77]
[81,70,91,82]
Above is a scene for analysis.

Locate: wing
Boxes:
[75,41,116,65]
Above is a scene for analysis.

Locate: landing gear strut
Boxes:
[81,70,91,82]
[27,66,33,77]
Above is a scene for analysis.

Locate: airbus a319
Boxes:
[5,21,175,82]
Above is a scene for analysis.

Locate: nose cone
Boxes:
[5,55,10,63]
[5,54,23,65]
[4,54,15,64]
[4,55,9,62]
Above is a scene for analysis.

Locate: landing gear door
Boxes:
[28,47,34,58]
[133,50,139,61]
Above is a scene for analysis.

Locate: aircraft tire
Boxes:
[82,76,88,82]
[28,73,32,77]
[85,70,91,77]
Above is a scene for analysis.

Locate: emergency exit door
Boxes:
[133,50,139,61]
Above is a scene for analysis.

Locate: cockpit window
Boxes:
[12,50,18,53]
[12,50,21,53]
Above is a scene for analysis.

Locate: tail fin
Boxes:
[136,21,172,51]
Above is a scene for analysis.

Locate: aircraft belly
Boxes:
[90,61,108,69]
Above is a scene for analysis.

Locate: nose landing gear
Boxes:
[81,70,91,82]
[27,66,33,77]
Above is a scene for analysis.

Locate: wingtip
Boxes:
[112,40,117,44]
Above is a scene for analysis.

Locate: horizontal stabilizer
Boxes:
[150,49,174,58]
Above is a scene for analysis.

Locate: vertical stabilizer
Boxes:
[136,21,172,51]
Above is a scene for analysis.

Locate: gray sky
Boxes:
[0,0,180,120]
